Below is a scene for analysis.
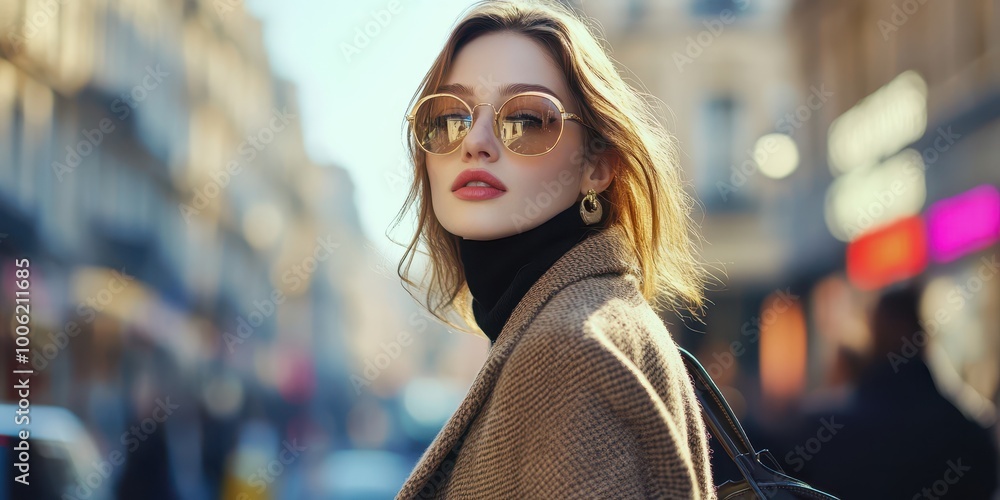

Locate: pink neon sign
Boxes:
[927,184,1000,263]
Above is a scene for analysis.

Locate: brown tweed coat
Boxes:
[397,224,717,499]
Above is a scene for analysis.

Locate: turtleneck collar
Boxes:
[458,201,604,345]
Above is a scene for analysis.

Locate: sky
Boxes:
[245,0,481,260]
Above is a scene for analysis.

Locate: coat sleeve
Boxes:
[493,331,714,499]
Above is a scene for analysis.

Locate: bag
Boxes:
[677,347,841,500]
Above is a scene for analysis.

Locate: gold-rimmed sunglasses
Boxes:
[406,91,586,156]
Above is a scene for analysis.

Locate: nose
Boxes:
[460,104,500,162]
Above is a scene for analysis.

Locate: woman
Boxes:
[393,1,716,497]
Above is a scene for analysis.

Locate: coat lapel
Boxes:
[397,224,641,497]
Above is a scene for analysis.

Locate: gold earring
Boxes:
[579,189,603,225]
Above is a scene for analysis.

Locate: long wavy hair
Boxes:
[391,0,710,336]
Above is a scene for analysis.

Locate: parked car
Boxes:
[0,404,110,500]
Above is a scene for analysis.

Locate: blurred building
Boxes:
[2,0,994,497]
[569,0,813,406]
[0,0,434,498]
[573,0,1000,493]
[786,0,1000,417]
[0,0,493,496]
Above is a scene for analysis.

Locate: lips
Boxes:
[451,169,507,192]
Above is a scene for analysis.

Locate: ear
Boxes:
[581,149,618,195]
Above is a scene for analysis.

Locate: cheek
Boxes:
[513,135,584,190]
[507,156,580,202]
[425,159,447,189]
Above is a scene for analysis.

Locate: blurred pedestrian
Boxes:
[791,285,999,499]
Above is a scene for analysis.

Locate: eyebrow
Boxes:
[435,82,564,101]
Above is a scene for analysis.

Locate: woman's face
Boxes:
[426,32,605,241]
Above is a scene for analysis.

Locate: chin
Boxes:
[447,224,508,241]
[434,190,563,240]
[438,214,512,241]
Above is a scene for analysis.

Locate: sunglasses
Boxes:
[406,91,586,156]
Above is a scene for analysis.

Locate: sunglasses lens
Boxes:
[412,95,470,154]
[499,95,563,155]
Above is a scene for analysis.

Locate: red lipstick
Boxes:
[451,169,507,200]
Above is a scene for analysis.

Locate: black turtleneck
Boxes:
[458,201,604,345]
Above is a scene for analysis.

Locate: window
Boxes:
[690,0,751,17]
[696,94,751,211]
[0,61,15,195]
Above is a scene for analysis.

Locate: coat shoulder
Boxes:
[518,271,676,365]
[490,273,718,499]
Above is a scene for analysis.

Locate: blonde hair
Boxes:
[391,0,709,335]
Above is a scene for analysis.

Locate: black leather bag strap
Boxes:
[678,346,778,498]
[677,347,841,500]
[677,346,757,460]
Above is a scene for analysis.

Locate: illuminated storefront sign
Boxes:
[827,70,927,175]
[927,185,1000,263]
[824,71,929,242]
[847,216,927,290]
[825,149,926,242]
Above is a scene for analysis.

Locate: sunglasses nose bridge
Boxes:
[469,102,500,135]
[470,102,498,112]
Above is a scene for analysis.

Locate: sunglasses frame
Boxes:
[406,91,586,157]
